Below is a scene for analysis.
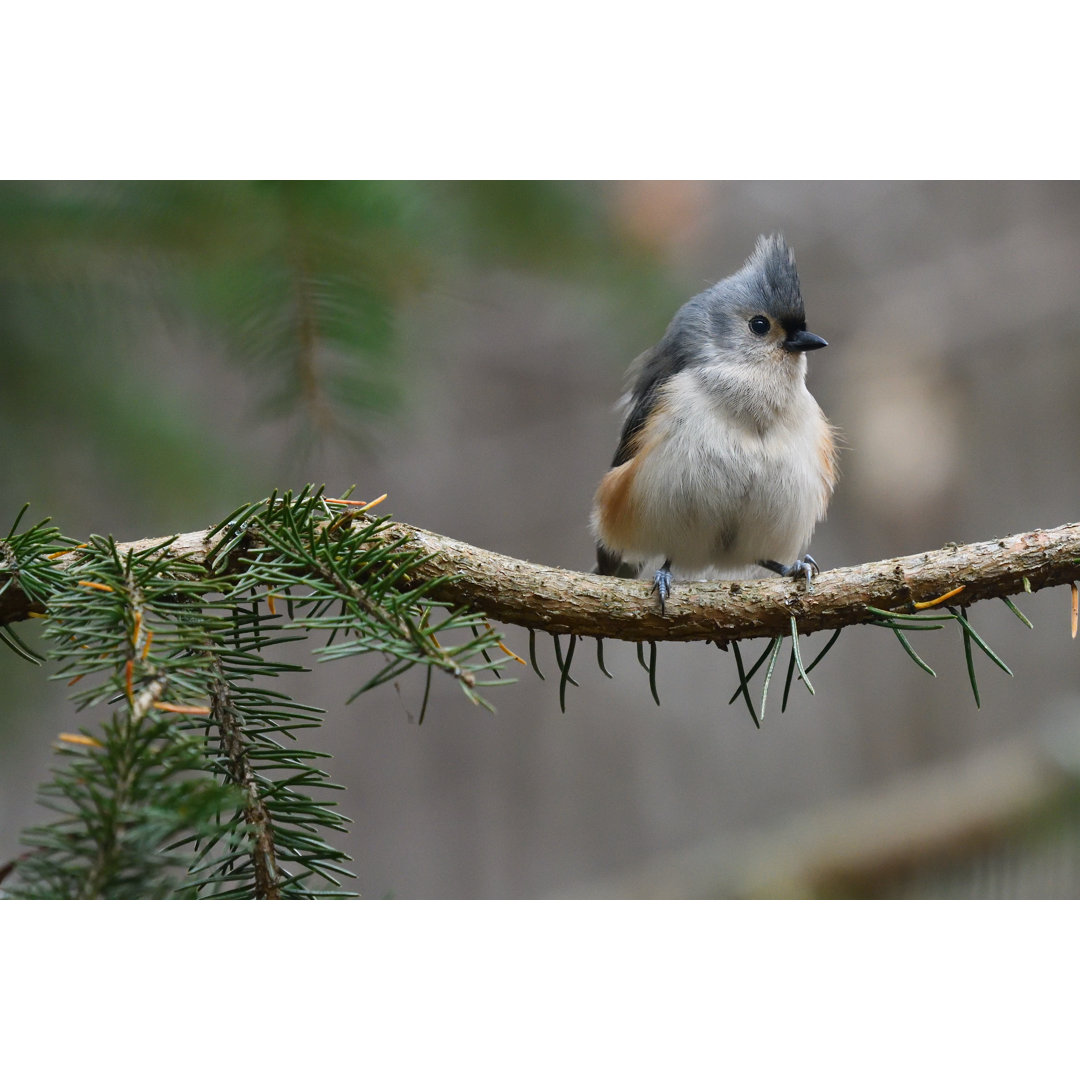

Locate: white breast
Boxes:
[618,366,833,577]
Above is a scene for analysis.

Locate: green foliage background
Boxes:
[0,180,668,523]
[0,180,673,898]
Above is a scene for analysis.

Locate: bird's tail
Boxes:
[594,545,641,579]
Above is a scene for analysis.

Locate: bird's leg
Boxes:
[651,559,674,613]
[759,554,819,587]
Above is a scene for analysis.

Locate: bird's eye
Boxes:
[748,315,770,336]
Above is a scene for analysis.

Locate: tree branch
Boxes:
[3,519,1079,645]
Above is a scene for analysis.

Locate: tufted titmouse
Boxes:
[591,233,837,612]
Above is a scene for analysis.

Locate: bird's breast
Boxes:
[592,368,835,573]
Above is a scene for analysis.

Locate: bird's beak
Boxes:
[783,330,828,353]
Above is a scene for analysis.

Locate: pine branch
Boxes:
[2,492,522,898]
[5,517,1078,644]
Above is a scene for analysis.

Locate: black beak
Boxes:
[783,329,828,353]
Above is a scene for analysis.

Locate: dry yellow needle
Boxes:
[483,620,526,664]
[913,585,966,610]
[58,733,102,748]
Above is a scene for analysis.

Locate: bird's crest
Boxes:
[735,233,805,320]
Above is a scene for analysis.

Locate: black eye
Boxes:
[748,315,770,336]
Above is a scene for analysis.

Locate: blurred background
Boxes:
[2,180,1080,898]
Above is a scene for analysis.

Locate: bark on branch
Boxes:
[3,519,1079,645]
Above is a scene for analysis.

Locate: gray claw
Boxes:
[651,562,673,614]
[791,554,819,587]
[759,554,821,587]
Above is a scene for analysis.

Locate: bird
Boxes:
[591,233,837,613]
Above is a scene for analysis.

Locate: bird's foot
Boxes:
[651,560,674,614]
[759,554,819,588]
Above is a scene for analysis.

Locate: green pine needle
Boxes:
[1001,595,1034,629]
[950,607,1014,676]
[647,641,660,707]
[730,640,760,729]
[789,616,815,697]
[891,626,937,677]
[758,636,783,723]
